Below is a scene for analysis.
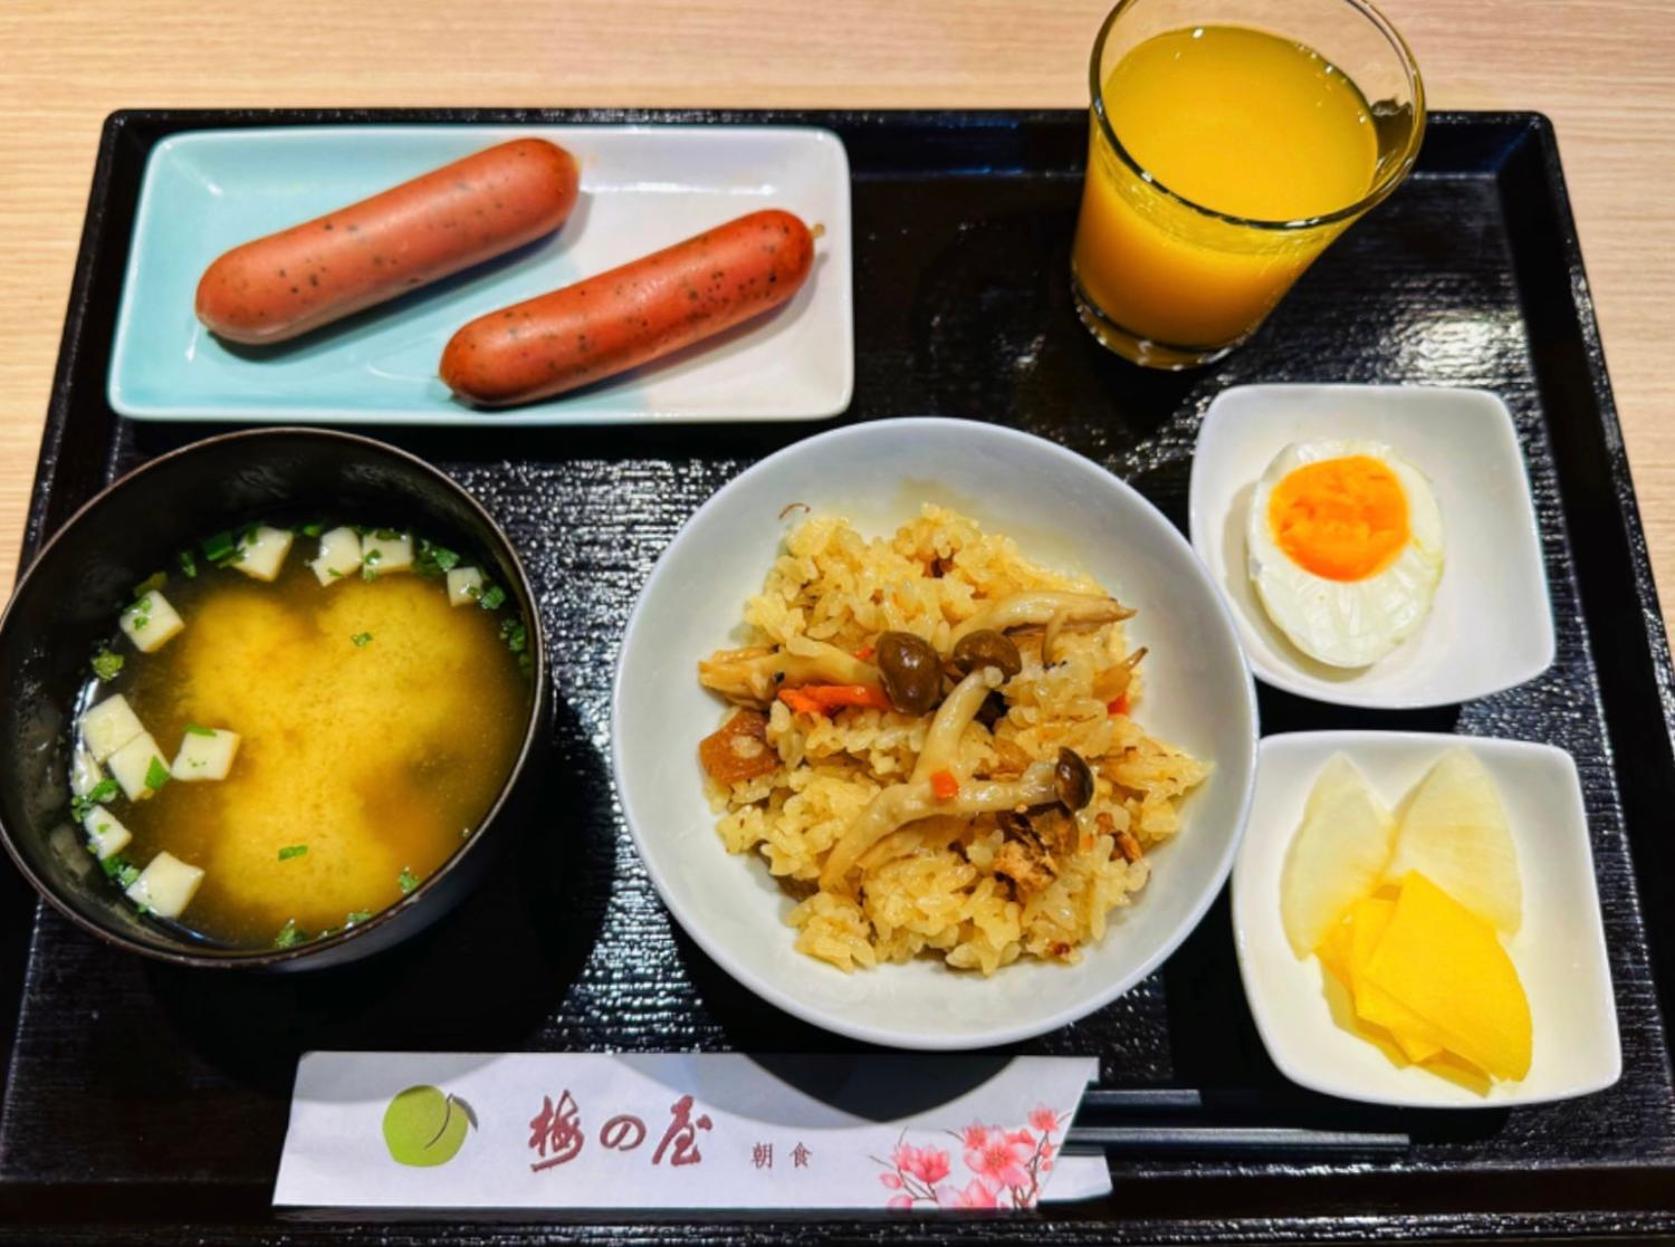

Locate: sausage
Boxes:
[195,138,579,345]
[439,208,815,407]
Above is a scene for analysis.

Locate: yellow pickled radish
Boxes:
[1364,872,1533,1081]
[1347,893,1394,970]
[1315,908,1356,986]
[1344,894,1447,1064]
[1315,910,1414,1068]
[1360,987,1446,1065]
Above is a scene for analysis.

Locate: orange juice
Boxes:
[1072,22,1409,366]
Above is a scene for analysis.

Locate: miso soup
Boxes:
[68,524,532,950]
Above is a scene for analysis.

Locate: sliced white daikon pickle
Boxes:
[233,525,294,582]
[171,727,241,781]
[1386,747,1522,933]
[120,590,184,653]
[125,851,204,918]
[310,527,363,586]
[108,731,169,801]
[362,531,413,576]
[81,694,144,763]
[70,747,105,797]
[81,805,132,860]
[1279,753,1394,956]
[446,566,484,607]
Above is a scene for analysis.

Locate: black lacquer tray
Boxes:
[1,108,1673,1244]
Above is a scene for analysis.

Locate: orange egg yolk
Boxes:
[1267,455,1410,581]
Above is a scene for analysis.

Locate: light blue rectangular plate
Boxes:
[108,125,854,426]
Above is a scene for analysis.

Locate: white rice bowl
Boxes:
[612,418,1258,1049]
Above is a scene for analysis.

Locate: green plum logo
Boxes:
[381,1084,477,1167]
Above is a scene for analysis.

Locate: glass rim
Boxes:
[1088,0,1428,232]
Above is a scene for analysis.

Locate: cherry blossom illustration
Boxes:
[873,1103,1066,1211]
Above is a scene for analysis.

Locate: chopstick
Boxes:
[1064,1124,1408,1153]
[1062,1088,1410,1156]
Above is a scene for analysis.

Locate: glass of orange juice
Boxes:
[1072,0,1425,369]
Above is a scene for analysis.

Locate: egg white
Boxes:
[1246,440,1444,668]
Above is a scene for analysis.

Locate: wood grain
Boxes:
[1,0,1671,625]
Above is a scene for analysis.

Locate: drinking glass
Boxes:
[1071,0,1425,369]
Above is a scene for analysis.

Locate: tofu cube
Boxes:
[233,525,294,582]
[70,747,106,797]
[446,566,484,607]
[107,731,169,801]
[171,727,241,781]
[119,590,185,653]
[125,851,204,919]
[310,527,363,586]
[362,531,413,576]
[81,805,132,861]
[81,694,145,763]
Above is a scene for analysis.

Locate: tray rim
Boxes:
[5,106,1675,1243]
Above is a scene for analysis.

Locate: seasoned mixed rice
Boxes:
[697,506,1208,975]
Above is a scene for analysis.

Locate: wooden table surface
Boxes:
[2,0,1671,619]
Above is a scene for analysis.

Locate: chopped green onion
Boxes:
[297,521,324,538]
[500,617,528,655]
[351,632,373,647]
[183,723,216,737]
[70,777,120,822]
[373,528,401,541]
[273,918,304,949]
[113,861,140,889]
[277,844,308,861]
[344,908,373,926]
[91,647,124,682]
[129,601,151,631]
[415,539,461,576]
[201,530,239,565]
[361,548,384,581]
[478,584,506,611]
[132,571,167,599]
[178,549,198,578]
[144,757,171,791]
[398,866,419,895]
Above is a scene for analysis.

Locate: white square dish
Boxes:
[1232,731,1620,1108]
[1188,385,1554,708]
[108,125,853,425]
